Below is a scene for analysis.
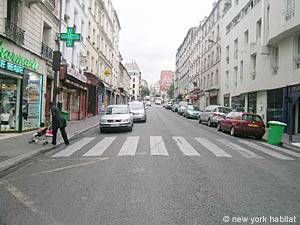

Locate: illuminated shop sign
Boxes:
[0,59,24,74]
[0,41,39,71]
[60,27,81,47]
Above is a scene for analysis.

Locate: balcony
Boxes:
[4,19,25,45]
[41,42,53,60]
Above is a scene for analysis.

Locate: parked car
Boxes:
[165,101,173,110]
[199,105,232,127]
[144,101,151,107]
[171,104,179,112]
[100,105,133,133]
[128,101,147,122]
[183,105,202,119]
[217,112,265,140]
[177,101,188,115]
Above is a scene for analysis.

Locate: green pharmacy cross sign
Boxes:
[60,27,81,47]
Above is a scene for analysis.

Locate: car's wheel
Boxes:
[255,135,263,140]
[100,128,104,133]
[217,123,222,131]
[208,119,212,127]
[198,117,202,124]
[230,126,236,136]
[128,126,133,132]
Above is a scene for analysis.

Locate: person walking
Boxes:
[50,102,69,146]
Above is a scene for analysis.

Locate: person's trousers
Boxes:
[52,127,69,145]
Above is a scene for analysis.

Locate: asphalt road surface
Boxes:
[1,105,300,225]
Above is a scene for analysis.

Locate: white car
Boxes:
[100,105,133,133]
[128,101,147,122]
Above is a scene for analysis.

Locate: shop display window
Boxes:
[22,72,42,131]
[0,77,19,132]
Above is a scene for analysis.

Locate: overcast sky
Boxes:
[111,0,215,85]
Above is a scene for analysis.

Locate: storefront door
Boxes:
[0,76,19,132]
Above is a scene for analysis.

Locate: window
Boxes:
[285,0,295,21]
[247,92,257,114]
[271,46,279,73]
[266,5,270,35]
[211,73,214,86]
[251,54,257,80]
[226,46,229,64]
[244,30,249,45]
[215,69,219,85]
[256,19,262,41]
[267,88,284,122]
[298,35,300,54]
[235,0,239,6]
[133,84,135,88]
[234,66,238,87]
[132,90,135,95]
[240,60,244,82]
[225,71,229,89]
[234,38,238,59]
[133,77,135,82]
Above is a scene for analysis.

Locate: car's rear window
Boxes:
[106,106,128,115]
[187,105,199,111]
[218,107,232,114]
[129,102,144,110]
[243,114,263,122]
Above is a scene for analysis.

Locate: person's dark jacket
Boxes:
[51,105,66,129]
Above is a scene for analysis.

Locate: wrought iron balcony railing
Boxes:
[41,42,53,60]
[4,19,25,45]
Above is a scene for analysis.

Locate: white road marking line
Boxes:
[52,137,95,157]
[118,136,139,156]
[2,180,37,213]
[259,142,300,158]
[30,160,105,176]
[195,138,232,157]
[238,140,294,160]
[83,137,116,156]
[173,136,200,156]
[217,139,264,159]
[150,136,169,156]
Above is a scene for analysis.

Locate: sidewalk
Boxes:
[0,115,100,176]
[282,134,300,150]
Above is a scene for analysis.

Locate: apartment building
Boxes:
[0,0,60,132]
[160,70,174,99]
[175,27,197,100]
[220,0,300,133]
[125,62,142,101]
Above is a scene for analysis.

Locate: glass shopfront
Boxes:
[0,75,20,132]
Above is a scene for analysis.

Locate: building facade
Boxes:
[0,0,60,132]
[160,70,174,99]
[125,62,141,101]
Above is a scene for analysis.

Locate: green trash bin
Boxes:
[267,121,287,145]
[61,111,69,121]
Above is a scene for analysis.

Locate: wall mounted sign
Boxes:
[104,69,111,77]
[0,59,24,74]
[0,41,39,71]
[60,27,81,47]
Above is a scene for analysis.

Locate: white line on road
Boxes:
[150,136,169,156]
[52,137,95,157]
[259,142,300,158]
[83,137,116,156]
[173,136,200,156]
[195,138,232,157]
[118,136,139,156]
[238,140,294,160]
[217,139,264,159]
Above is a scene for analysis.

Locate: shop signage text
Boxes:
[0,41,39,71]
[67,66,87,83]
[0,59,24,74]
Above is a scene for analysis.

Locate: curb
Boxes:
[0,124,99,178]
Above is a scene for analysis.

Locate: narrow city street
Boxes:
[1,105,299,225]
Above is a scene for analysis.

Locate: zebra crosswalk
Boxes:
[50,135,298,161]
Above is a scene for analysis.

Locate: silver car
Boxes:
[100,105,133,133]
[199,105,232,127]
[128,101,147,122]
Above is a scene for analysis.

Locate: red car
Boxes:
[217,112,265,140]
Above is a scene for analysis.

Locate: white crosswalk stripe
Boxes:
[173,137,200,156]
[195,138,232,157]
[83,137,116,157]
[118,137,139,156]
[259,142,300,158]
[52,137,95,157]
[150,136,169,156]
[217,139,264,159]
[238,140,294,160]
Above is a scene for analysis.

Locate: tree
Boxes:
[167,83,174,99]
[141,86,150,98]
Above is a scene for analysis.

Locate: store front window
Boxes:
[248,92,257,114]
[22,72,42,131]
[232,95,245,112]
[0,76,20,132]
[267,88,283,122]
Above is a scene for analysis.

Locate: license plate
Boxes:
[110,124,120,127]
